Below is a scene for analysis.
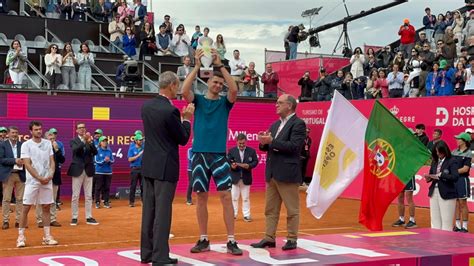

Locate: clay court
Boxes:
[1,190,472,258]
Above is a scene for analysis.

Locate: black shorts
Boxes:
[404,177,416,191]
[455,176,471,199]
[191,152,232,193]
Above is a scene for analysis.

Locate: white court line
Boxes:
[0,227,357,252]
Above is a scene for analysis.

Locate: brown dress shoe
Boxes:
[2,222,9,230]
[50,221,62,227]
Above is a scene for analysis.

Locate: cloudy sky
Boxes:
[148,0,466,74]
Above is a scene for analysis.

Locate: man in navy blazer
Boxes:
[251,94,306,251]
[227,134,258,222]
[140,71,194,265]
[0,126,26,229]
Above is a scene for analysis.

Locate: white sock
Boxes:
[18,228,25,236]
[228,235,235,243]
[200,235,208,241]
[456,220,461,228]
[409,217,415,223]
[399,216,405,222]
[462,221,469,230]
[44,226,51,238]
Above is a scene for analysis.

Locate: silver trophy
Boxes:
[198,36,214,78]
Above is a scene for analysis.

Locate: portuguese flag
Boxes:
[359,101,431,231]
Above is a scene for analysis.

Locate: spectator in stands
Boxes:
[171,24,190,58]
[177,56,197,94]
[240,62,259,97]
[465,57,474,95]
[6,40,27,86]
[453,10,464,51]
[407,48,420,71]
[365,69,379,99]
[398,18,416,59]
[313,68,332,101]
[45,44,63,90]
[215,34,227,63]
[133,0,146,28]
[117,1,132,22]
[199,27,213,46]
[435,40,451,65]
[407,60,421,97]
[364,55,378,76]
[387,64,404,98]
[418,62,429,96]
[163,14,173,39]
[108,14,125,53]
[59,0,72,20]
[374,69,389,98]
[435,59,455,96]
[426,62,440,96]
[191,26,203,50]
[350,47,365,79]
[93,0,110,22]
[445,11,454,26]
[61,43,77,90]
[156,24,171,56]
[423,7,436,45]
[229,50,246,93]
[392,51,405,71]
[72,0,87,21]
[341,72,355,99]
[261,63,279,98]
[366,48,376,58]
[463,11,474,47]
[28,0,46,16]
[122,26,137,58]
[453,62,467,95]
[443,27,457,65]
[139,22,156,60]
[284,26,292,60]
[434,14,447,44]
[331,70,345,97]
[377,46,394,69]
[297,71,313,101]
[415,31,429,51]
[353,76,367,100]
[77,43,94,91]
[419,42,435,67]
[288,25,299,60]
[122,16,134,33]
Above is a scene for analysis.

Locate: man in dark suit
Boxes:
[0,126,26,230]
[140,71,194,265]
[227,133,258,222]
[67,122,99,226]
[251,94,306,251]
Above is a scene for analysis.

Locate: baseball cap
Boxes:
[0,127,7,132]
[455,132,472,142]
[49,128,58,134]
[134,134,144,141]
[465,128,473,134]
[403,18,410,24]
[134,130,143,135]
[99,136,108,142]
[95,129,103,135]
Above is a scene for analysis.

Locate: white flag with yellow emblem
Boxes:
[306,90,368,219]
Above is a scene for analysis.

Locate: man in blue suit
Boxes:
[0,126,26,230]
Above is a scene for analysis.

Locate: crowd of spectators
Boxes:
[300,7,474,101]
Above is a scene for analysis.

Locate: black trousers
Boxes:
[140,177,177,263]
[94,174,112,203]
[129,168,143,204]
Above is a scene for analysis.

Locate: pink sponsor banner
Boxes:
[271,57,350,98]
[298,95,474,210]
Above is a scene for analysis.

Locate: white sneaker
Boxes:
[42,236,59,245]
[16,235,26,248]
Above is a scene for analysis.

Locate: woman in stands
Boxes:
[433,14,447,44]
[72,0,88,21]
[215,34,227,63]
[453,61,467,95]
[117,0,132,22]
[366,48,376,58]
[330,70,345,97]
[45,44,63,90]
[77,42,94,90]
[5,40,27,86]
[392,51,405,72]
[445,11,454,27]
[139,22,156,60]
[341,72,356,100]
[61,42,77,90]
[452,10,464,52]
[349,47,365,79]
[426,62,440,96]
[374,69,389,98]
[123,27,137,58]
[365,69,379,99]
[425,141,458,231]
[122,16,134,32]
[59,0,73,20]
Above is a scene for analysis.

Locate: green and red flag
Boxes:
[359,101,431,231]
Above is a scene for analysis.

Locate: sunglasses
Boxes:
[52,47,58,49]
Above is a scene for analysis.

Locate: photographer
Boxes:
[398,18,416,59]
[313,68,332,101]
[350,47,365,79]
[297,71,313,102]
